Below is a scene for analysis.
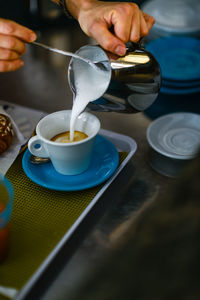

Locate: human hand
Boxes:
[67,0,155,56]
[0,18,36,72]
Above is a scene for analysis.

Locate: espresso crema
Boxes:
[51,130,88,143]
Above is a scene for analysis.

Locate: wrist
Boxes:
[65,0,99,19]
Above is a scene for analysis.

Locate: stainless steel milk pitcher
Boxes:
[68,42,161,113]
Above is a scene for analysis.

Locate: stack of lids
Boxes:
[146,112,200,177]
[145,36,200,95]
[141,0,200,40]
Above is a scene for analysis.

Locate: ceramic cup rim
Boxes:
[35,110,101,147]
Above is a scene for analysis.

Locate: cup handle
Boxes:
[28,135,49,158]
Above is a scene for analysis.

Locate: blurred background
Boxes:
[1,2,200,299]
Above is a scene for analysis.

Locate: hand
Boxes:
[0,18,37,72]
[67,0,155,56]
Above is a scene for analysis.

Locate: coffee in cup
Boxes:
[51,130,88,143]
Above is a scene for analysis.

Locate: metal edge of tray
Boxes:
[15,128,137,300]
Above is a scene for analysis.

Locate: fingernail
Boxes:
[115,45,126,56]
[29,33,37,42]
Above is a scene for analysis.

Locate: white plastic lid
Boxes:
[142,0,200,33]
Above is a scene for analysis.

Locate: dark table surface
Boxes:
[0,23,174,300]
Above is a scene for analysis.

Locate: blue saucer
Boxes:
[22,135,119,191]
[146,37,200,82]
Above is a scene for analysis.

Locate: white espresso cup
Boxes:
[28,110,100,175]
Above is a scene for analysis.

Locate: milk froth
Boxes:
[69,48,111,141]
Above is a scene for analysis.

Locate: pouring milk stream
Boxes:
[68,46,111,141]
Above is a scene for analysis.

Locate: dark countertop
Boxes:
[0,24,174,300]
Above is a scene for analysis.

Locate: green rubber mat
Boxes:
[0,152,127,298]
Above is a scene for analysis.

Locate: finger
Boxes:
[129,10,141,42]
[142,12,155,31]
[0,34,26,55]
[140,14,149,37]
[89,21,126,56]
[0,48,19,60]
[0,18,36,42]
[0,59,24,72]
[110,3,133,43]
